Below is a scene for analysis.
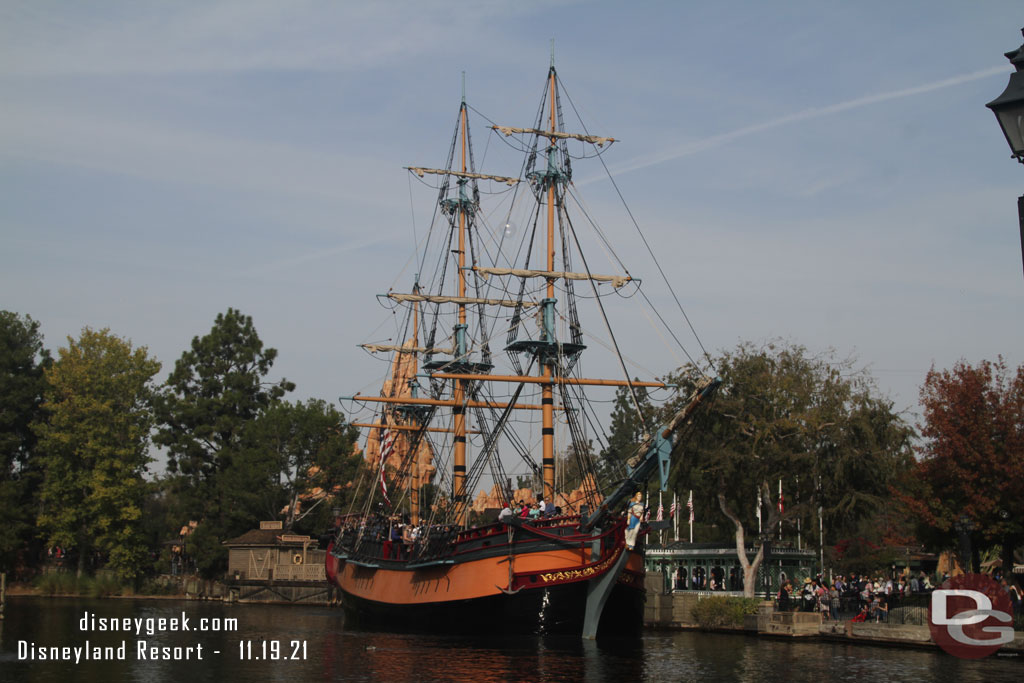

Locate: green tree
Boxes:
[34,327,161,579]
[557,440,595,498]
[250,398,361,532]
[139,477,179,576]
[598,382,654,487]
[898,357,1024,574]
[667,341,913,596]
[0,311,51,570]
[154,308,294,576]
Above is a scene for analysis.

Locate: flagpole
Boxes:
[777,478,783,579]
[819,502,824,576]
[796,474,801,551]
[673,492,679,542]
[817,472,824,576]
[687,490,693,543]
[777,478,782,541]
[658,491,663,546]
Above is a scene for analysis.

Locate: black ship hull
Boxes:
[339,580,645,637]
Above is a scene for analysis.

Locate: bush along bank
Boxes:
[690,596,762,629]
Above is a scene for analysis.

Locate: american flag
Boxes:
[379,428,395,506]
[778,479,784,514]
[687,490,694,523]
[380,428,396,460]
[657,493,664,522]
[670,494,677,519]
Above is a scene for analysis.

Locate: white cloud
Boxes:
[582,65,1009,184]
[0,1,549,77]
[0,97,396,209]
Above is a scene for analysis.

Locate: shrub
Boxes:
[87,575,124,598]
[138,577,180,596]
[32,571,126,596]
[690,596,762,629]
[33,572,81,595]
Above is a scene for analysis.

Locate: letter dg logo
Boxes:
[928,573,1015,659]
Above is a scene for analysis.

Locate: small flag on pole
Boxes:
[756,489,762,533]
[657,492,664,522]
[778,478,784,514]
[670,494,677,519]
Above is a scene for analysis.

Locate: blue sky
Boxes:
[3,2,1023,464]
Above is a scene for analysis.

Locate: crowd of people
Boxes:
[335,513,461,561]
[497,496,561,522]
[775,570,1024,624]
[336,496,568,562]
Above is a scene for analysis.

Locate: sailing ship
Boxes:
[326,59,720,638]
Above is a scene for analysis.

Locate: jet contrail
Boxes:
[587,65,1008,182]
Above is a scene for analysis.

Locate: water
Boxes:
[0,597,1019,682]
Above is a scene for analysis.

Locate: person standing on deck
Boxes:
[498,503,514,523]
[543,496,556,517]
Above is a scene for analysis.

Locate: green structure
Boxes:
[645,541,816,595]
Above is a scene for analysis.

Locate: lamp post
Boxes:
[985,28,1024,279]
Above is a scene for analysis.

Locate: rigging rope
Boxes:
[557,73,717,376]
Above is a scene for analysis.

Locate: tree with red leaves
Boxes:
[903,357,1024,574]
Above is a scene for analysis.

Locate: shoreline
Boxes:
[644,588,1024,657]
[4,580,339,607]
[9,590,1024,659]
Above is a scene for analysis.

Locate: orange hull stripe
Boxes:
[338,547,589,605]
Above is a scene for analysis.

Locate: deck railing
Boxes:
[271,564,326,582]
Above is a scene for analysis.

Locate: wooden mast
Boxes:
[410,288,421,525]
[452,92,469,527]
[541,67,557,505]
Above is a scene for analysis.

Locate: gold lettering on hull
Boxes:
[537,545,623,584]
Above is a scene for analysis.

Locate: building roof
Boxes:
[222,528,312,547]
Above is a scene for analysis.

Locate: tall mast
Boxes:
[452,89,469,527]
[541,66,557,504]
[410,285,421,525]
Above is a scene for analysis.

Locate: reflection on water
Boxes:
[0,597,1018,682]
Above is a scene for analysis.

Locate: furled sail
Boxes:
[386,293,539,308]
[406,167,520,186]
[472,267,633,288]
[360,344,454,355]
[491,125,616,147]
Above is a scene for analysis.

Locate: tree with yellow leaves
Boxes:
[34,327,161,580]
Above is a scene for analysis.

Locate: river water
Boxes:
[0,597,1018,682]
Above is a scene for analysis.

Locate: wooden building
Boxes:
[223,521,326,582]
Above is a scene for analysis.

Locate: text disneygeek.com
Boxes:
[16,610,306,663]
